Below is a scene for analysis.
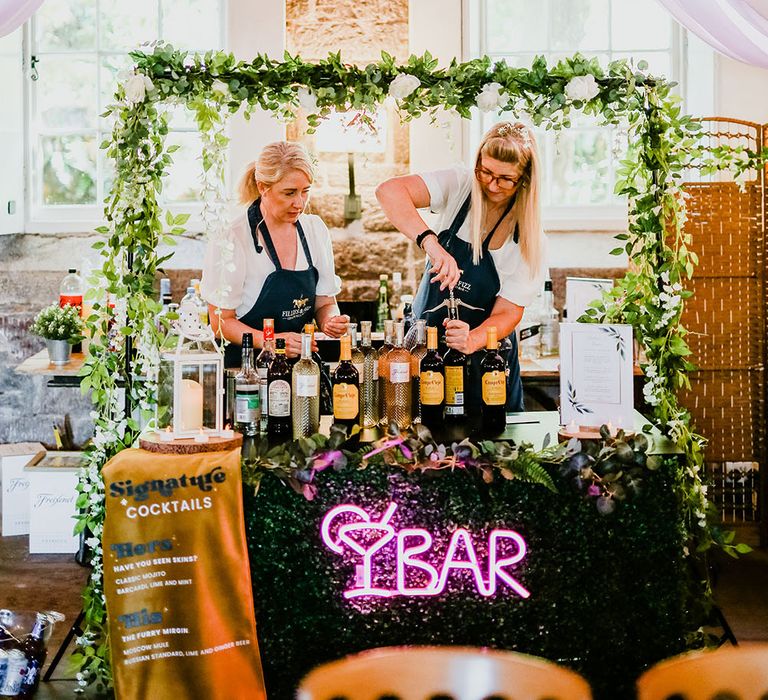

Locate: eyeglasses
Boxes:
[474,166,520,190]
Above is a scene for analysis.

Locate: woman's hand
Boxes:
[320,314,350,338]
[423,236,460,291]
[276,332,304,358]
[443,319,475,354]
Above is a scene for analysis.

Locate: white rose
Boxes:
[297,86,318,112]
[212,79,229,95]
[565,74,600,103]
[124,74,154,105]
[388,73,421,100]
[475,82,509,112]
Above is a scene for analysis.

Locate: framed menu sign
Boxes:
[559,323,634,430]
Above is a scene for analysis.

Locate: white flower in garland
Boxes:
[211,79,229,96]
[124,74,155,105]
[297,86,319,112]
[565,74,600,103]
[388,73,421,100]
[475,82,510,112]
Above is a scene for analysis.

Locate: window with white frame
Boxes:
[27,0,224,228]
[470,0,714,230]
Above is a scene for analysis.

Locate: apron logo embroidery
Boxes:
[456,280,472,294]
[292,296,309,310]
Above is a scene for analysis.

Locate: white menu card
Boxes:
[559,323,634,429]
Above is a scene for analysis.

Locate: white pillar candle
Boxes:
[180,379,204,431]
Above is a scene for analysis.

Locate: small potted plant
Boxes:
[29,304,83,365]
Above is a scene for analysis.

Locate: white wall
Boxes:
[715,55,768,122]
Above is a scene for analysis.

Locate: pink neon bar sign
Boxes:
[320,502,530,599]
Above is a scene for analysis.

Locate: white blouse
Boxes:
[420,165,544,308]
[200,212,342,319]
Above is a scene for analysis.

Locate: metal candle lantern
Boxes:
[156,301,224,438]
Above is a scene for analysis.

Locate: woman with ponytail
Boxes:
[375,122,545,412]
[201,141,348,366]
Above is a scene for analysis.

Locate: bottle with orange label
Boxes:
[419,326,444,431]
[480,326,507,435]
[332,334,360,431]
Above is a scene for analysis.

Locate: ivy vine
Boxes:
[73,43,760,691]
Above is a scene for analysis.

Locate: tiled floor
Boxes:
[2,523,765,699]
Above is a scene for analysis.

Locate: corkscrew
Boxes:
[423,288,483,320]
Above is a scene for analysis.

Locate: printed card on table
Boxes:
[565,277,613,322]
[559,323,634,430]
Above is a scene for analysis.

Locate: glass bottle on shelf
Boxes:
[401,294,415,336]
[443,296,469,430]
[480,326,507,435]
[304,322,333,416]
[419,325,444,432]
[256,318,276,432]
[376,274,389,332]
[235,333,260,436]
[267,338,292,442]
[347,322,365,425]
[292,332,320,439]
[377,319,395,425]
[332,334,360,431]
[384,321,412,430]
[359,320,379,430]
[409,320,427,424]
[539,279,559,357]
[389,271,403,320]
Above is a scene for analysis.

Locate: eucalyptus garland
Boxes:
[72,43,760,690]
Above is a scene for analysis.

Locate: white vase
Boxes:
[46,339,72,365]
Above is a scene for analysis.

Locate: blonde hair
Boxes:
[469,122,542,277]
[237,141,316,205]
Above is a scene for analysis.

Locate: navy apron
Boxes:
[412,194,524,412]
[224,200,319,368]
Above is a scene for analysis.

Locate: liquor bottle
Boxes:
[348,322,365,423]
[378,319,395,424]
[539,279,559,357]
[256,318,276,432]
[443,296,469,429]
[267,338,292,442]
[191,278,209,325]
[359,320,379,429]
[235,333,260,436]
[304,322,333,415]
[401,294,415,336]
[20,612,48,696]
[385,321,412,430]
[292,332,320,439]
[376,274,389,332]
[419,326,444,431]
[519,291,542,361]
[60,268,83,353]
[332,334,360,431]
[159,278,172,306]
[409,320,428,423]
[481,326,507,435]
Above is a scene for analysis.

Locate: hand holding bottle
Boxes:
[320,314,350,338]
[423,237,461,291]
[443,318,474,354]
[276,332,306,358]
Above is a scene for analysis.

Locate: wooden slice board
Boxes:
[139,432,243,454]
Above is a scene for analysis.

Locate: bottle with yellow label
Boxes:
[480,326,507,435]
[332,334,360,431]
[419,326,444,431]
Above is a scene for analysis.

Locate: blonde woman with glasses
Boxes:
[375,122,545,412]
[201,141,349,366]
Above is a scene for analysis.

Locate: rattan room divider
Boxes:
[678,117,767,545]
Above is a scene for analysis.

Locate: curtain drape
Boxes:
[656,0,768,68]
[0,0,44,37]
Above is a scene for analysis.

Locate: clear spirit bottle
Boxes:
[235,333,260,436]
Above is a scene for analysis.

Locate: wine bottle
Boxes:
[376,274,389,332]
[267,337,292,442]
[481,326,507,435]
[235,333,260,436]
[409,319,428,423]
[378,319,395,425]
[385,321,412,430]
[359,320,379,429]
[540,279,559,357]
[443,296,469,430]
[20,613,48,696]
[292,332,320,439]
[332,334,360,431]
[256,318,276,432]
[348,322,365,423]
[304,322,333,415]
[419,325,444,432]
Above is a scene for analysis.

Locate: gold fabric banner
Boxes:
[102,448,265,700]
